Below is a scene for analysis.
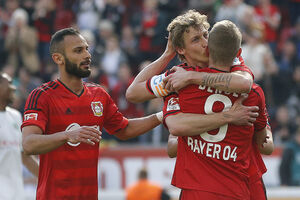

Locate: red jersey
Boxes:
[163,67,267,200]
[21,79,128,200]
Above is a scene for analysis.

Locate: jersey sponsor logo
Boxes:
[91,101,103,117]
[24,113,38,121]
[187,137,238,162]
[66,123,100,147]
[167,97,180,111]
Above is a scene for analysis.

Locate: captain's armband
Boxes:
[149,74,170,97]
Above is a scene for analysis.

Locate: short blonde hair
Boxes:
[167,10,210,61]
[208,20,242,66]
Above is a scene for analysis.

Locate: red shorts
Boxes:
[249,178,267,200]
[179,189,246,200]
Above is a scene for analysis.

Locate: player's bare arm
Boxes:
[126,36,176,103]
[163,67,253,93]
[21,153,39,177]
[255,126,274,155]
[22,125,101,155]
[113,113,162,140]
[166,95,258,136]
[167,134,178,158]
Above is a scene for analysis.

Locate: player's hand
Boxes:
[66,126,102,145]
[163,66,190,92]
[228,94,259,126]
[163,33,176,58]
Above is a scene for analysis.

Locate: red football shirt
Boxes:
[163,67,267,200]
[21,79,128,200]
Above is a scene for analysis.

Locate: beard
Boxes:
[65,57,91,78]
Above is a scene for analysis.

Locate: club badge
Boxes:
[91,101,103,117]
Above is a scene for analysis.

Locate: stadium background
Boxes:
[0,0,299,199]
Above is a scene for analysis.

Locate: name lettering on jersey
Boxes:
[198,85,245,97]
[24,113,38,121]
[91,101,103,117]
[167,97,180,111]
[187,137,237,162]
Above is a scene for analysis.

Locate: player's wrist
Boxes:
[155,111,163,123]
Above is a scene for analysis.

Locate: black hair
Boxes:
[49,27,80,55]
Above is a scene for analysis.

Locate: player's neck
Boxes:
[59,75,84,95]
[209,59,230,72]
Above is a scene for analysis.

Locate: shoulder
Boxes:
[84,82,110,95]
[30,80,59,96]
[251,83,264,97]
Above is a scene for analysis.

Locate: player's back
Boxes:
[172,67,267,199]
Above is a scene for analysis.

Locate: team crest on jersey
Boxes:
[167,97,180,111]
[91,101,103,117]
[24,113,38,121]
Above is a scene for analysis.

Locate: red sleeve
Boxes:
[103,92,129,134]
[253,86,268,132]
[21,88,49,133]
[230,56,255,80]
[162,93,182,129]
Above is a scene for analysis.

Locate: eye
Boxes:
[203,32,208,39]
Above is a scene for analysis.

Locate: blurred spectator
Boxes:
[254,0,281,53]
[93,19,115,65]
[100,34,127,90]
[53,0,75,31]
[126,168,170,200]
[280,127,300,186]
[33,0,56,66]
[272,39,297,105]
[101,0,125,36]
[130,0,168,62]
[21,0,35,27]
[111,63,144,119]
[272,105,298,146]
[76,0,101,32]
[290,17,300,61]
[215,0,251,27]
[241,26,277,105]
[0,0,19,65]
[5,8,40,75]
[120,25,139,74]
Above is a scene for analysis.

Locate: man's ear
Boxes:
[52,53,64,65]
[237,48,242,57]
[176,47,184,56]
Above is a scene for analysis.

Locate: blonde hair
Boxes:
[167,10,210,61]
[208,20,242,66]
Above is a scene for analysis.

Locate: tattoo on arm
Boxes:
[202,74,232,90]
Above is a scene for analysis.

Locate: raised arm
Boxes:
[163,66,253,94]
[126,37,176,103]
[165,95,259,136]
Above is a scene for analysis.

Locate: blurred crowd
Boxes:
[0,0,299,184]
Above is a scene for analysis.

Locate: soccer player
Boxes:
[126,10,273,200]
[163,20,269,200]
[21,28,163,200]
[0,73,39,200]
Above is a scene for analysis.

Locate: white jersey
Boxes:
[0,107,25,200]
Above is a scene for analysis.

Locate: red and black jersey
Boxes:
[163,67,267,200]
[21,79,128,200]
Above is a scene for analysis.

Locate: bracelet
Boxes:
[156,111,163,122]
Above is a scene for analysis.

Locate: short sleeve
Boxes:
[230,56,255,80]
[103,93,129,134]
[21,88,49,133]
[253,86,268,132]
[162,93,182,128]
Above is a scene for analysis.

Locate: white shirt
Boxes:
[0,107,25,200]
